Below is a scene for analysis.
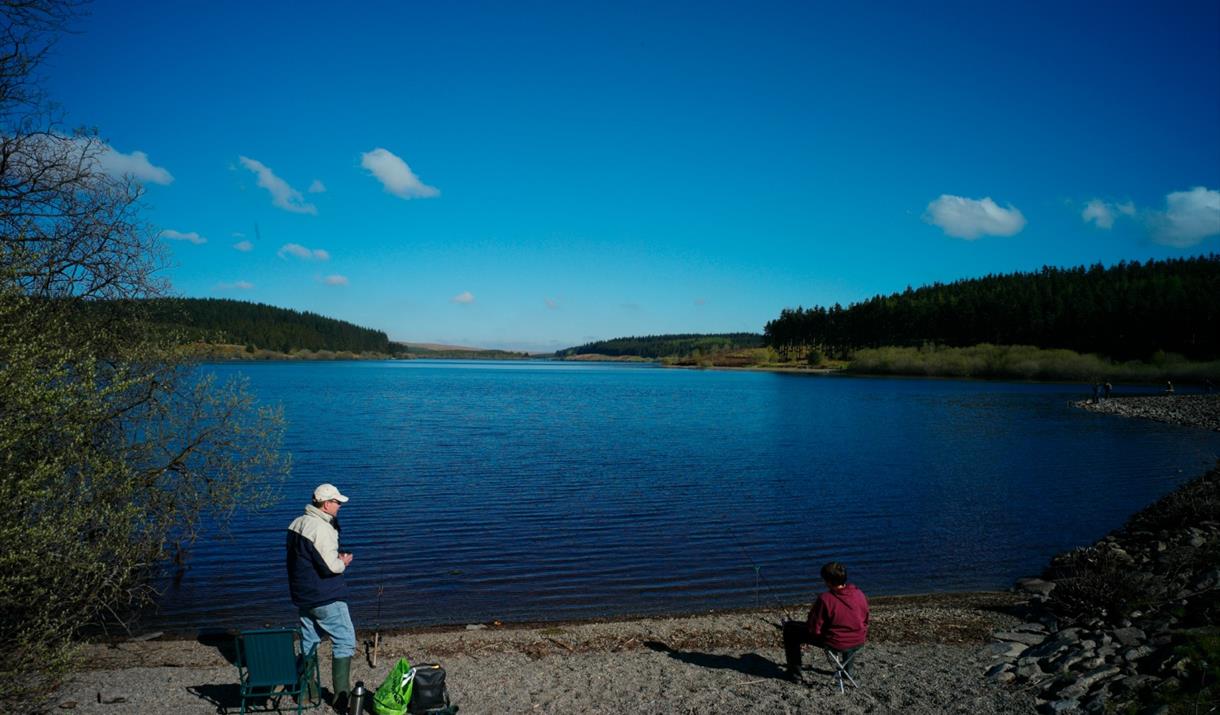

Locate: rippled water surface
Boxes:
[148,360,1220,631]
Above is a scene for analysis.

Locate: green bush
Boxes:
[847,343,1220,382]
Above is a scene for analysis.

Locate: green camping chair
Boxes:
[235,627,320,714]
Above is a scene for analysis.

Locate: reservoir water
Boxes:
[147,360,1220,632]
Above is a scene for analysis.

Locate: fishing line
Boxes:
[716,512,798,624]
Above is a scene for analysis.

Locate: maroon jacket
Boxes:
[807,583,869,651]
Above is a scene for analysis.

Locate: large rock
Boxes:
[1074,665,1121,691]
[995,630,1049,646]
[1025,639,1069,660]
[1017,661,1044,679]
[1016,577,1056,595]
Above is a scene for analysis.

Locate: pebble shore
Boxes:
[57,593,1038,714]
[1077,394,1220,431]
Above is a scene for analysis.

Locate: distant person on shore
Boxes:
[1092,383,1101,403]
[287,483,356,710]
[782,561,869,682]
[1166,380,1175,394]
[1104,382,1113,400]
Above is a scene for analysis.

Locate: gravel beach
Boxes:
[55,592,1037,714]
[1077,393,1220,431]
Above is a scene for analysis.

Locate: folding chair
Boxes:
[235,627,320,714]
[823,646,860,694]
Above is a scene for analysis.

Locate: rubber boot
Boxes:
[331,655,351,713]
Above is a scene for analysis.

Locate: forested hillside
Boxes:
[556,333,763,358]
[765,256,1220,360]
[113,298,395,354]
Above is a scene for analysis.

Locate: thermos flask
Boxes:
[349,680,367,715]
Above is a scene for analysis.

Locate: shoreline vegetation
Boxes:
[564,343,1220,386]
[189,339,1220,388]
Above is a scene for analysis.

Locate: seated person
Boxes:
[782,561,869,681]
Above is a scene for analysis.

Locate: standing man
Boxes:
[287,483,355,711]
[782,561,869,682]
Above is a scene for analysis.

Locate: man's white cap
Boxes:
[313,483,349,503]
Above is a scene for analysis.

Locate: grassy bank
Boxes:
[638,343,1220,383]
[845,344,1220,382]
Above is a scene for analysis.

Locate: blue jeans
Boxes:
[299,601,356,659]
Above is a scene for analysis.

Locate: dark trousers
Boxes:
[782,621,859,674]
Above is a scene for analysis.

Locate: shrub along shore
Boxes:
[566,343,1220,385]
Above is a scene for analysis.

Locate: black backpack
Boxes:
[408,663,455,714]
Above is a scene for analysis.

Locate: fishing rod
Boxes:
[370,565,384,668]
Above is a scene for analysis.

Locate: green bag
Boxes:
[373,657,415,715]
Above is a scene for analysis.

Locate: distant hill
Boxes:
[555,333,764,359]
[113,298,397,355]
[396,342,531,359]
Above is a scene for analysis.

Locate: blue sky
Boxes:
[44,1,1220,351]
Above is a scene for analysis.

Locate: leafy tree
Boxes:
[0,1,289,705]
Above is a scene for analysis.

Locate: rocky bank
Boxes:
[1077,394,1220,432]
[985,464,1220,714]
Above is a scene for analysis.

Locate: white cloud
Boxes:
[923,194,1027,239]
[451,291,475,304]
[97,145,174,185]
[277,243,330,261]
[232,232,246,238]
[1082,199,1136,229]
[233,240,254,252]
[361,147,439,199]
[215,280,254,291]
[1148,186,1220,247]
[308,179,326,193]
[1082,199,1115,229]
[238,156,317,214]
[160,229,206,244]
[322,274,348,286]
